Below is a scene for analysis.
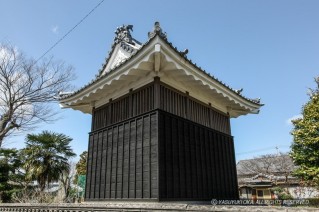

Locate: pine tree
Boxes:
[290,77,319,187]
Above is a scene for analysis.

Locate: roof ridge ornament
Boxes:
[251,97,261,104]
[235,88,243,95]
[114,24,134,44]
[148,22,167,39]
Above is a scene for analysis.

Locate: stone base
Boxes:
[0,202,317,211]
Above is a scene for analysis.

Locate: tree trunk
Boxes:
[0,136,4,148]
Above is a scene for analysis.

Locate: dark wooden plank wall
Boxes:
[159,84,230,134]
[87,79,236,201]
[158,110,238,200]
[92,85,154,131]
[85,111,159,200]
[92,81,231,134]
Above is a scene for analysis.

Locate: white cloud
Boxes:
[286,114,303,125]
[51,25,59,34]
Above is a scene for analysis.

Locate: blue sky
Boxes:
[1,0,319,162]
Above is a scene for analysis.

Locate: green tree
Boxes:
[74,151,87,199]
[22,131,76,191]
[0,148,24,202]
[74,151,87,184]
[76,151,87,175]
[290,77,319,187]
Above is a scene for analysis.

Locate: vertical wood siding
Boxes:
[92,85,154,131]
[87,79,237,201]
[92,81,231,135]
[86,111,158,201]
[86,110,238,201]
[158,111,238,200]
[159,84,230,134]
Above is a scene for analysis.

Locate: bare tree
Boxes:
[0,43,74,147]
[237,153,295,183]
[273,153,295,183]
[59,160,76,203]
[12,188,56,204]
[238,154,276,175]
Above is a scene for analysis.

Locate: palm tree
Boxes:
[22,131,76,191]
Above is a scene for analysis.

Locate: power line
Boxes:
[236,145,290,155]
[36,0,105,63]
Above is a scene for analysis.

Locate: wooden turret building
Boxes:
[59,22,263,201]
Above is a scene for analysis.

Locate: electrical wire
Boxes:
[35,0,105,63]
[236,145,290,155]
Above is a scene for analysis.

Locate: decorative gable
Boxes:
[101,25,142,75]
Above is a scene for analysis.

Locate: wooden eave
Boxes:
[59,35,262,118]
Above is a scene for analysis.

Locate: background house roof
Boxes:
[237,154,300,187]
[237,154,295,176]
